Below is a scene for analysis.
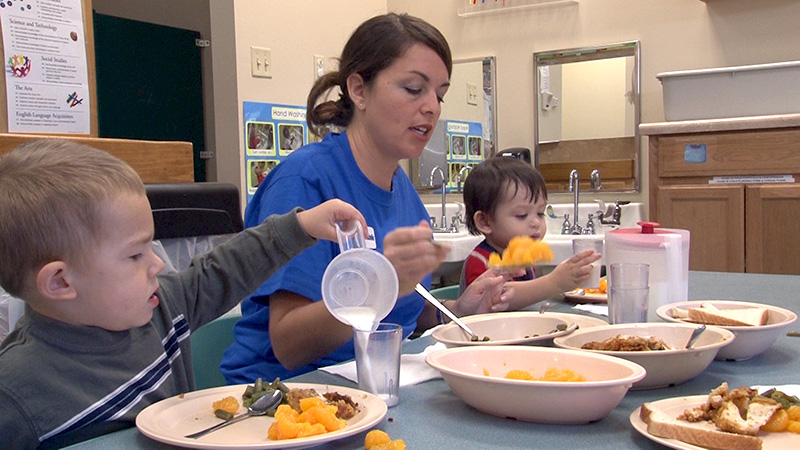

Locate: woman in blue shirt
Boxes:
[222,13,509,384]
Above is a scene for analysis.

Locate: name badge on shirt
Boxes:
[366,226,377,249]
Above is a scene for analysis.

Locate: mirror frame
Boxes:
[449,56,498,157]
[533,41,641,193]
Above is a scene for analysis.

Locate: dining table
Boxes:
[66,270,800,449]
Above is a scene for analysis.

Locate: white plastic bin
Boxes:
[657,60,800,121]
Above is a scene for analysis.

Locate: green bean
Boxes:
[214,409,234,421]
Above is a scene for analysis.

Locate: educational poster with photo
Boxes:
[0,0,91,134]
[243,101,307,202]
[445,120,482,191]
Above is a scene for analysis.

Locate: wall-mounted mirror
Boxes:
[533,41,640,193]
[409,56,497,191]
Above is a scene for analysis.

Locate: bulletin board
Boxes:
[243,101,307,203]
[445,119,482,192]
[0,0,97,136]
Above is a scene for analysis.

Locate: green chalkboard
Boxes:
[93,12,205,181]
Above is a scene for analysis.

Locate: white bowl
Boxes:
[656,300,798,361]
[425,346,646,424]
[553,323,734,389]
[431,312,577,348]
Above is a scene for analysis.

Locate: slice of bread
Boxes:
[687,304,769,327]
[640,402,763,450]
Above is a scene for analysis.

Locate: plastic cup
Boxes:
[354,323,402,407]
[573,238,603,288]
[322,221,399,331]
[608,263,649,324]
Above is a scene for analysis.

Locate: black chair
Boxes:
[145,182,244,240]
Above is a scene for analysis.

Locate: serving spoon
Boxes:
[685,324,707,349]
[185,389,283,439]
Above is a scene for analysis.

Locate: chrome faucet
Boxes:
[590,169,602,191]
[457,165,473,193]
[600,200,630,226]
[568,169,582,234]
[429,165,447,231]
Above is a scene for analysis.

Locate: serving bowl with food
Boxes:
[656,300,797,361]
[553,323,734,389]
[430,311,577,348]
[425,345,645,424]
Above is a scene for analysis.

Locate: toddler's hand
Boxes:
[550,249,602,292]
[297,199,367,243]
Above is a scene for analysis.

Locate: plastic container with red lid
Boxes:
[604,222,690,321]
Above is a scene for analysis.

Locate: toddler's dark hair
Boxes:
[463,156,547,235]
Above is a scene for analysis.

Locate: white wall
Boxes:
[92,0,800,208]
[210,0,386,198]
[388,0,800,205]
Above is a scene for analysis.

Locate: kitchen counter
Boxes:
[640,113,800,135]
[65,271,800,449]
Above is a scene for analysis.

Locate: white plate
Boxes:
[136,383,387,449]
[564,290,607,304]
[630,395,799,450]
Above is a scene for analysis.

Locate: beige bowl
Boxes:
[656,300,797,361]
[553,323,734,389]
[431,311,577,348]
[425,346,646,424]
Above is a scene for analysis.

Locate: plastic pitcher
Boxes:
[322,221,399,331]
[604,221,690,322]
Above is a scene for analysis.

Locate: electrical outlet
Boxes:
[466,82,478,105]
[251,46,272,78]
[313,54,324,79]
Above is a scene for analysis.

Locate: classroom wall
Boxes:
[90,0,800,208]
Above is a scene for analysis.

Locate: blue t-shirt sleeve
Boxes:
[245,164,336,304]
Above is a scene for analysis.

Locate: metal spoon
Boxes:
[685,325,707,349]
[415,284,479,341]
[185,389,283,439]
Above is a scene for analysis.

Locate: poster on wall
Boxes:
[243,101,307,202]
[446,119,482,192]
[0,0,90,134]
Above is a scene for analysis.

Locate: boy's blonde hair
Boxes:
[0,139,145,297]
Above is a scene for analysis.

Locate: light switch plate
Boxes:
[251,46,272,78]
[466,82,478,105]
[313,54,324,79]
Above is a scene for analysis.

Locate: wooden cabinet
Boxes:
[644,117,800,274]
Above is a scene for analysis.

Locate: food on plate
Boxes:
[581,334,672,351]
[242,376,288,408]
[502,368,586,382]
[680,383,780,435]
[585,278,608,295]
[759,388,800,433]
[365,429,406,450]
[238,377,358,420]
[212,396,240,420]
[639,402,763,450]
[469,335,491,342]
[267,396,346,440]
[670,303,769,326]
[640,382,793,450]
[488,236,553,268]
